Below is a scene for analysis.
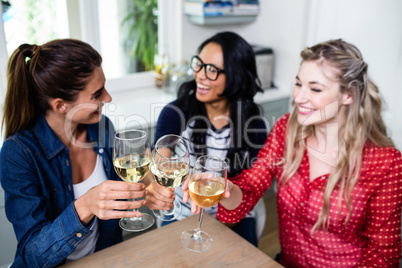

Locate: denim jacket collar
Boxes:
[33,115,103,160]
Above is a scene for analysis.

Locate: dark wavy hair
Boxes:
[176,31,263,177]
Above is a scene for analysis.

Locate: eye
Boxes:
[91,90,103,100]
[311,88,322,93]
[294,82,301,87]
[191,58,203,71]
[206,65,218,73]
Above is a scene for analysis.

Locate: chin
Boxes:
[195,92,209,103]
[298,110,324,127]
[86,112,102,124]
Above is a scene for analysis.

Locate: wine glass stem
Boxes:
[165,194,176,214]
[129,203,142,220]
[193,209,205,240]
[166,188,176,214]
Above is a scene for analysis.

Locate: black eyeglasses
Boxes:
[190,55,224,81]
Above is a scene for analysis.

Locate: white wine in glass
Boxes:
[151,134,190,221]
[114,154,150,183]
[113,130,154,232]
[180,155,227,252]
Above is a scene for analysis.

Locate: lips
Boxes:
[297,105,316,115]
[197,83,210,94]
[94,105,103,115]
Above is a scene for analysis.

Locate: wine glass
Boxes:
[180,155,227,252]
[151,134,190,221]
[113,130,154,232]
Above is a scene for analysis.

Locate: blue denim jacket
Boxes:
[0,115,122,267]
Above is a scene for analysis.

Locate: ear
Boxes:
[49,98,68,114]
[341,92,353,105]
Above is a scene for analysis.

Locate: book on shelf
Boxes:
[235,0,259,4]
[232,3,260,15]
[184,1,234,17]
[184,0,259,17]
[185,0,258,3]
[185,0,233,2]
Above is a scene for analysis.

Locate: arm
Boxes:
[154,101,186,143]
[0,139,145,267]
[145,102,186,210]
[181,138,278,219]
[215,116,267,213]
[216,115,288,223]
[357,149,402,267]
[182,115,288,222]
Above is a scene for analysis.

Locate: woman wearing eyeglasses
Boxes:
[144,31,267,246]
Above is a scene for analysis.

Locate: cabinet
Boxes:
[260,96,290,130]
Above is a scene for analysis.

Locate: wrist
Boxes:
[74,197,94,226]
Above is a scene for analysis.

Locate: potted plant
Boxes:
[122,0,158,72]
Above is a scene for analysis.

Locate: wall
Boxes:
[306,0,402,149]
[177,0,402,149]
[180,0,307,93]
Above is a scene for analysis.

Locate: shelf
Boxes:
[186,14,257,25]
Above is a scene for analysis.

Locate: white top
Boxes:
[66,155,107,263]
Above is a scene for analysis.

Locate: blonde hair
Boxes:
[281,39,394,231]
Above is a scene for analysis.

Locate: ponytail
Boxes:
[2,39,102,140]
[2,44,39,139]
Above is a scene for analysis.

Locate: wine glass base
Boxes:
[153,210,176,221]
[180,229,213,252]
[153,199,182,221]
[119,213,155,232]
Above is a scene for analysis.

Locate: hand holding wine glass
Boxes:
[113,130,154,232]
[151,134,190,221]
[180,155,227,252]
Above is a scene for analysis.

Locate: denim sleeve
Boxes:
[0,140,94,267]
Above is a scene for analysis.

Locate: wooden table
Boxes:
[62,213,283,267]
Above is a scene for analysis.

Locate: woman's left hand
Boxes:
[181,176,232,214]
[145,180,175,211]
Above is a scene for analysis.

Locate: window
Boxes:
[1,0,68,56]
[0,0,181,96]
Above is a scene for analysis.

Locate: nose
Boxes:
[293,86,307,104]
[102,88,112,103]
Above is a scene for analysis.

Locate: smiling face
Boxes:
[293,60,352,128]
[194,42,227,105]
[65,66,112,125]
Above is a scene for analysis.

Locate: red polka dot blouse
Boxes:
[217,114,402,267]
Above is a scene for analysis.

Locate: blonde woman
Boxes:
[183,39,402,267]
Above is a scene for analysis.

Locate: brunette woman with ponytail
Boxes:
[0,39,149,267]
[183,39,402,267]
